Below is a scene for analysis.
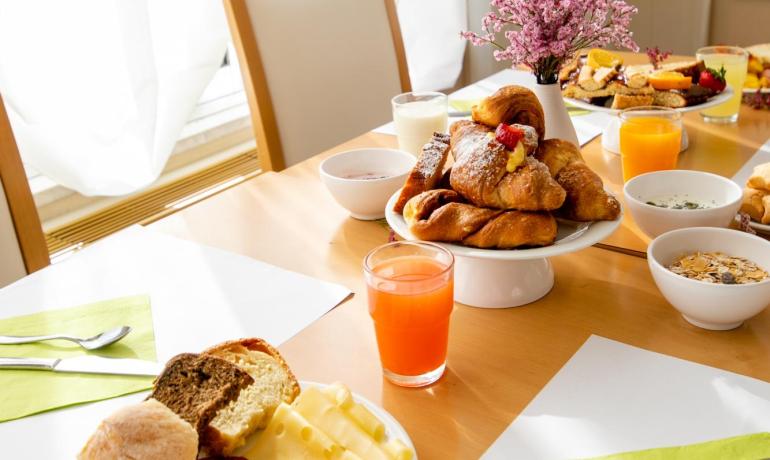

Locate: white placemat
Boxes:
[732,138,770,186]
[0,225,351,459]
[373,69,612,147]
[482,335,770,459]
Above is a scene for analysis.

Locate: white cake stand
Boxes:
[564,87,732,154]
[385,191,622,308]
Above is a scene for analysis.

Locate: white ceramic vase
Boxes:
[532,83,579,146]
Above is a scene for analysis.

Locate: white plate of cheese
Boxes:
[234,381,417,459]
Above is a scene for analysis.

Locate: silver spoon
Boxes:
[0,326,132,350]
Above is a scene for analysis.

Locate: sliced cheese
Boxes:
[383,438,414,460]
[244,402,343,459]
[321,383,354,409]
[322,383,385,442]
[294,387,391,460]
[346,404,385,443]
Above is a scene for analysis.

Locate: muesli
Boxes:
[668,252,768,284]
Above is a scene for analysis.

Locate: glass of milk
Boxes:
[391,92,448,156]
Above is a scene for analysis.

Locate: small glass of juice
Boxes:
[363,241,454,387]
[392,92,448,156]
[696,46,748,124]
[619,106,682,182]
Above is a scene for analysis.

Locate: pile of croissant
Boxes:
[392,85,620,249]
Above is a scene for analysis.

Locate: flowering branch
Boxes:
[462,0,639,84]
[646,46,672,69]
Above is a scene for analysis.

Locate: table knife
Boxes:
[0,355,162,376]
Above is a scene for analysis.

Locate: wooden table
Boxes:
[149,131,770,458]
[579,53,770,257]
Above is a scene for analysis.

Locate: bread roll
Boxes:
[78,399,198,460]
[741,187,766,222]
[748,163,770,191]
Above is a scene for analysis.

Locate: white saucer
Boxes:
[385,190,622,308]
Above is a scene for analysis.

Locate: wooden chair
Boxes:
[0,93,50,287]
[224,0,411,171]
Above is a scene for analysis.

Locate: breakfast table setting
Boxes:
[3,1,770,459]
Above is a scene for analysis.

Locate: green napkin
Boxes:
[450,99,591,117]
[584,433,770,460]
[0,295,156,422]
[450,99,477,112]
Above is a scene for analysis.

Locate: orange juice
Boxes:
[367,256,453,378]
[619,116,682,182]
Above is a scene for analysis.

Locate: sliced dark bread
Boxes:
[148,353,253,438]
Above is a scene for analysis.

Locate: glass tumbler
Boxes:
[364,241,454,387]
[619,106,682,182]
[391,92,448,156]
[696,46,748,123]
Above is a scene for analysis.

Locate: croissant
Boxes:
[534,139,620,221]
[472,85,546,140]
[449,120,566,211]
[403,189,557,249]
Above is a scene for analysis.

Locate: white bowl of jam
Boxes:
[320,148,415,220]
[623,170,742,239]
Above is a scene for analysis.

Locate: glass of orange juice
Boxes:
[364,241,454,387]
[696,46,748,124]
[619,106,682,182]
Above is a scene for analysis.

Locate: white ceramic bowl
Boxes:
[624,170,742,239]
[648,227,770,330]
[319,148,415,220]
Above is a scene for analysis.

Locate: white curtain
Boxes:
[396,0,467,92]
[0,0,228,196]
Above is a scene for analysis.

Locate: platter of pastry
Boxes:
[78,338,416,460]
[743,43,770,93]
[561,49,732,113]
[385,85,622,261]
[739,161,770,235]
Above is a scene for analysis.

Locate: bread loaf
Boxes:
[201,338,301,456]
[78,399,198,460]
[148,353,253,437]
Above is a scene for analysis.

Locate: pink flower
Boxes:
[462,0,639,83]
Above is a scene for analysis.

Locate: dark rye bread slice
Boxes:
[149,353,253,438]
[393,132,451,214]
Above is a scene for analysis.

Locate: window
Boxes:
[28,42,257,234]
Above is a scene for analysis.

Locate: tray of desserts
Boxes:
[743,43,770,94]
[385,85,622,261]
[561,49,732,113]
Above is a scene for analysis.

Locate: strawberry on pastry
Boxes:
[495,123,524,150]
[494,123,541,172]
[699,66,727,93]
[495,123,539,153]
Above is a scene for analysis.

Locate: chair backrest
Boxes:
[225,0,410,171]
[0,93,49,287]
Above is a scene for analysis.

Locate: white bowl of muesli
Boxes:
[648,227,770,330]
